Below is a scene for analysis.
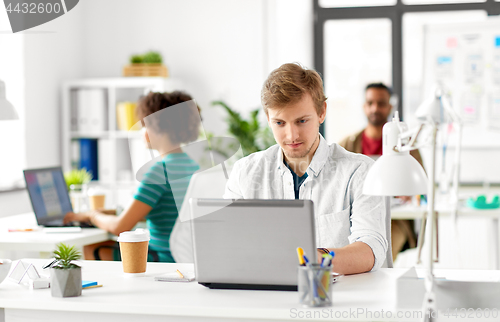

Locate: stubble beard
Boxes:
[368,113,387,127]
[282,134,318,161]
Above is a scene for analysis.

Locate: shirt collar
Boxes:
[307,134,328,177]
[275,133,328,177]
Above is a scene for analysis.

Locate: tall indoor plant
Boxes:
[210,101,275,157]
[50,243,82,297]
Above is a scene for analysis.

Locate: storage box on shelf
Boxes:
[123,64,168,77]
[61,77,183,208]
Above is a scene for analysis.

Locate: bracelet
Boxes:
[318,248,330,255]
[89,211,98,225]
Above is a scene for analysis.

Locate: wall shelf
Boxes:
[61,77,185,207]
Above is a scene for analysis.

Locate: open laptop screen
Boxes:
[23,167,73,225]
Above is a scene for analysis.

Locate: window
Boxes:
[314,0,500,134]
[324,19,392,143]
[0,11,25,190]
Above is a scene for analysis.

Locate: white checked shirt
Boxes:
[223,134,388,271]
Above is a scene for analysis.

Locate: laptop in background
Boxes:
[23,167,93,228]
[190,198,317,291]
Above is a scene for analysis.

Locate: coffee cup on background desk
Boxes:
[87,187,106,211]
[117,229,150,274]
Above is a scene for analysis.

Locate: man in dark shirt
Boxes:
[338,83,423,260]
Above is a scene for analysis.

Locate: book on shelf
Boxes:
[74,89,107,134]
[98,139,113,183]
[80,139,98,180]
[116,102,139,131]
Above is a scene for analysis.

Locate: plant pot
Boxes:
[69,184,89,212]
[122,64,168,77]
[50,267,82,297]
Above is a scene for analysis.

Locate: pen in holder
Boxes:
[298,264,332,307]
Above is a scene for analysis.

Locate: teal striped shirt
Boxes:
[133,152,199,262]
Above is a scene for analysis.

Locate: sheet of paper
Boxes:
[155,269,195,282]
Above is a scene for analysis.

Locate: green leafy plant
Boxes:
[130,54,143,64]
[210,101,275,156]
[129,51,163,64]
[52,243,81,270]
[64,168,92,190]
[142,51,163,64]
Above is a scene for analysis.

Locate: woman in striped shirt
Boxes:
[64,91,201,262]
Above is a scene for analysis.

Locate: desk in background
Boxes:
[391,201,500,270]
[0,213,111,258]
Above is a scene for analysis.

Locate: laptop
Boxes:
[23,167,93,228]
[190,198,317,291]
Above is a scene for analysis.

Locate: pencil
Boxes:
[83,285,103,289]
[176,269,185,279]
[296,247,305,266]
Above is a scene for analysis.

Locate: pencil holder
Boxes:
[298,264,332,307]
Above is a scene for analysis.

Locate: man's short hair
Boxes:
[261,63,327,115]
[365,83,392,97]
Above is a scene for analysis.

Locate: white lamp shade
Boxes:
[363,153,428,196]
[0,80,18,121]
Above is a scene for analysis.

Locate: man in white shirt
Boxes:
[223,63,388,274]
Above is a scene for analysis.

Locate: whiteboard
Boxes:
[417,18,500,183]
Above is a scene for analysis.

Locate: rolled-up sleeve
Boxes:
[347,162,388,271]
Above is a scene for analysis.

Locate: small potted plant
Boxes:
[123,50,168,77]
[64,168,92,191]
[64,168,92,212]
[50,243,82,298]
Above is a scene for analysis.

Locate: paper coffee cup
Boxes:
[89,195,105,210]
[87,187,106,210]
[117,229,150,274]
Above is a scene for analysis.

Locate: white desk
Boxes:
[391,202,500,270]
[0,213,111,256]
[391,203,500,220]
[1,259,499,322]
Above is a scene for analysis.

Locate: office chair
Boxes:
[170,165,229,263]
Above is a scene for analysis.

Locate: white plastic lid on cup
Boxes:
[117,229,150,243]
[87,187,105,196]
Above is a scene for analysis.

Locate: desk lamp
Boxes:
[0,80,18,120]
[363,85,497,321]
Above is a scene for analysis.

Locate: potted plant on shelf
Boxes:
[123,51,168,77]
[50,243,82,298]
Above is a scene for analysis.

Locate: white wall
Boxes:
[265,0,313,73]
[0,0,313,217]
[23,4,85,168]
[79,0,266,135]
[79,0,313,133]
[0,2,84,216]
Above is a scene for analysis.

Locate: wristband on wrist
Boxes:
[318,248,330,255]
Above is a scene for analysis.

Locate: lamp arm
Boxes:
[394,123,430,153]
[420,124,438,322]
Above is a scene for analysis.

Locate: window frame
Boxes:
[314,0,500,134]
